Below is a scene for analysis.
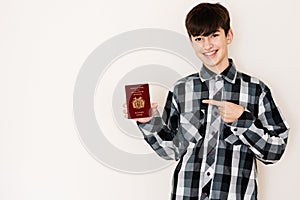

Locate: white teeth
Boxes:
[204,51,216,56]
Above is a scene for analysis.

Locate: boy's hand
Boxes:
[202,100,244,123]
[123,103,159,123]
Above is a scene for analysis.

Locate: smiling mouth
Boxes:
[203,50,218,56]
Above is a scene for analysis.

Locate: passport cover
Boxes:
[125,83,151,119]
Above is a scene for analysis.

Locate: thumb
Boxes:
[151,102,158,109]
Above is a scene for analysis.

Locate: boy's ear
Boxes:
[227,29,234,44]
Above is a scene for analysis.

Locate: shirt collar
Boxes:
[199,58,237,84]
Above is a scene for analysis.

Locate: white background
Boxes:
[1,0,299,199]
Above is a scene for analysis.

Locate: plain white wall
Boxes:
[0,0,299,199]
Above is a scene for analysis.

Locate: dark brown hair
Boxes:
[185,3,231,37]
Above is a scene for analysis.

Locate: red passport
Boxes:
[125,83,151,119]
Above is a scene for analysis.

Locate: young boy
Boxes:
[134,3,289,200]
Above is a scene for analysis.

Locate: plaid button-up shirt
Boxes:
[138,59,289,200]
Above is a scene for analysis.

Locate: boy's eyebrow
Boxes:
[192,29,221,38]
[210,30,220,34]
[198,30,220,37]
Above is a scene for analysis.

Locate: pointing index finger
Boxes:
[202,99,223,107]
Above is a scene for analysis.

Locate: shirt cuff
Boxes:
[137,112,163,133]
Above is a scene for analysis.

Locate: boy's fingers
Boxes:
[202,99,222,107]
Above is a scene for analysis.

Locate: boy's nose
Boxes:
[203,38,213,50]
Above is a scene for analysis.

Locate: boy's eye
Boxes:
[195,37,202,41]
[212,33,219,38]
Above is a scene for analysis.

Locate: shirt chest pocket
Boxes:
[223,126,243,145]
[179,110,205,143]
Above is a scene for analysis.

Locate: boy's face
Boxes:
[190,28,233,73]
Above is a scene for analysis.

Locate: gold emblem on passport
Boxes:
[132,97,145,109]
[125,83,151,119]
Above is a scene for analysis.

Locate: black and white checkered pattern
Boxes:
[138,59,289,200]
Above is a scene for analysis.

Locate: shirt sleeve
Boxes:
[137,91,188,161]
[226,87,289,164]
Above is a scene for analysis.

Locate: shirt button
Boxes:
[207,172,211,176]
[234,128,238,131]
